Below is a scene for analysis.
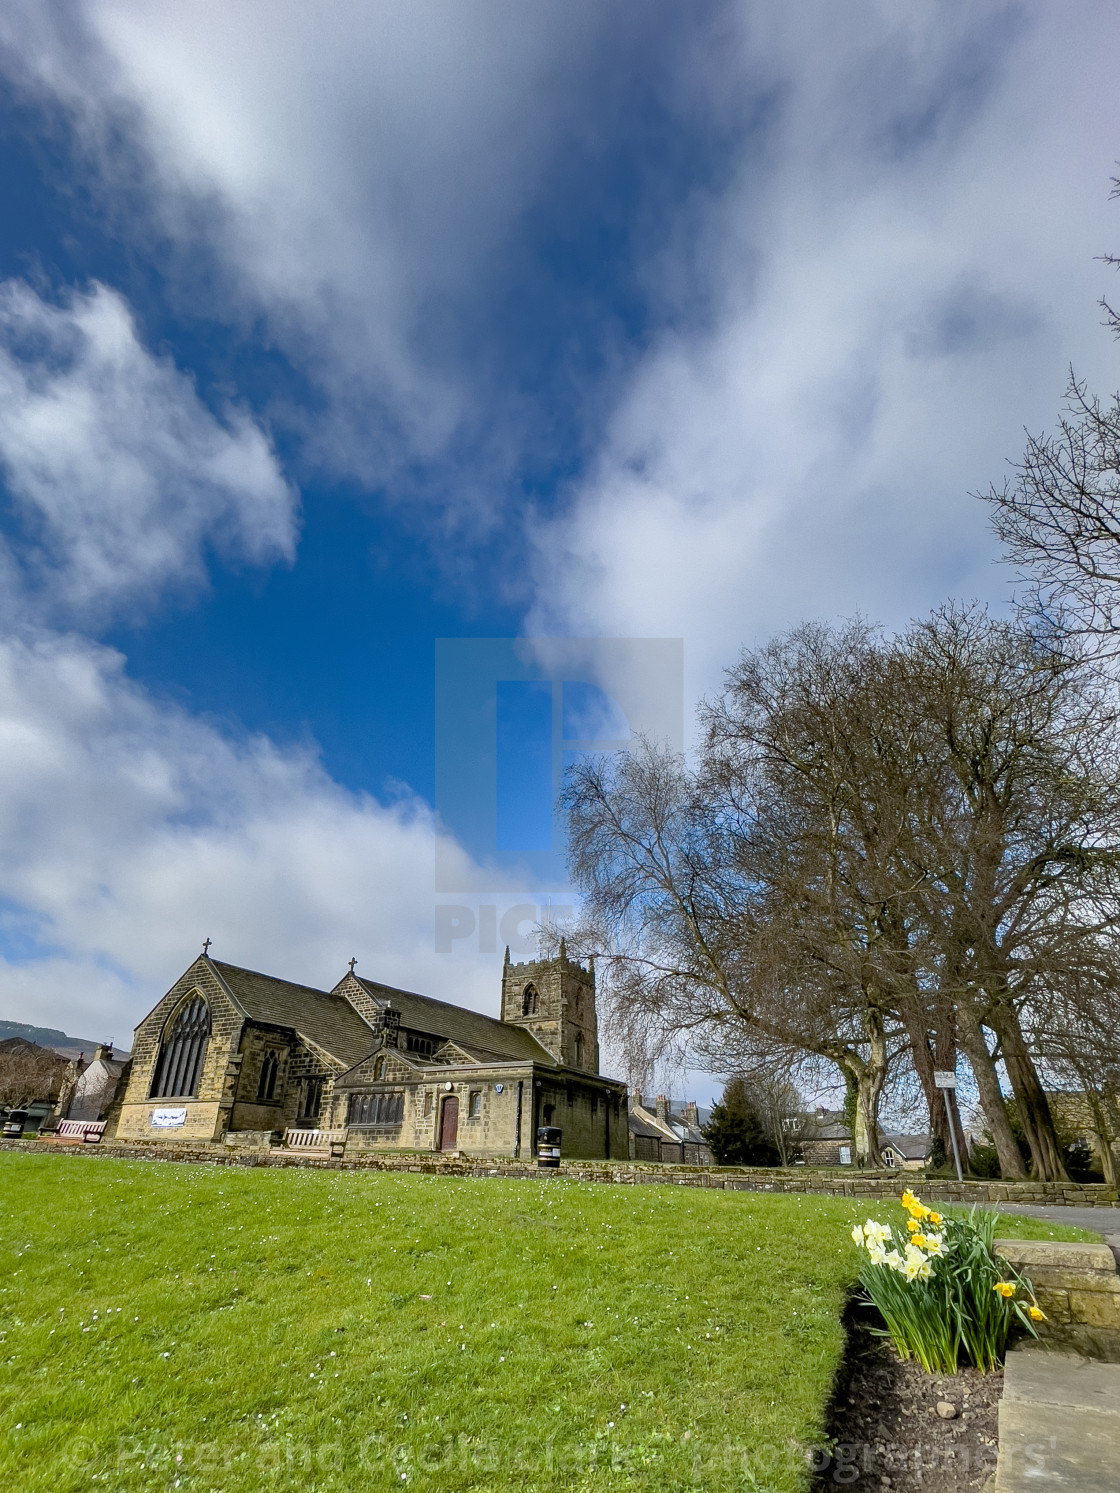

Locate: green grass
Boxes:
[0,1154,874,1493]
[1,1158,1100,1493]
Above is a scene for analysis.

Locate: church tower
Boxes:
[500,942,599,1072]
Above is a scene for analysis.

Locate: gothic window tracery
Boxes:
[257,1050,279,1101]
[297,1076,324,1120]
[521,984,539,1016]
[150,995,210,1099]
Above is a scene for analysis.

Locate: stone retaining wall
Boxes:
[994,1238,1120,1360]
[8,1136,1120,1208]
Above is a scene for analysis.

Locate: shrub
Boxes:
[851,1191,1044,1373]
[702,1078,780,1166]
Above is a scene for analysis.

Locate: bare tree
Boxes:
[984,182,1120,651]
[567,607,1120,1181]
[0,1039,67,1110]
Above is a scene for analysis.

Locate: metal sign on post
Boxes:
[933,1071,963,1180]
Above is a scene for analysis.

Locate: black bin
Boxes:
[536,1125,562,1168]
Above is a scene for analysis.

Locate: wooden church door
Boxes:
[439,1095,459,1150]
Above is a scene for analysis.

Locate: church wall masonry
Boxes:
[115,959,244,1143]
[112,945,627,1160]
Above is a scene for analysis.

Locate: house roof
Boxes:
[211,960,377,1069]
[353,976,557,1065]
[880,1133,933,1161]
[628,1106,669,1140]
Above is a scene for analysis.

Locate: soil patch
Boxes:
[812,1299,1002,1490]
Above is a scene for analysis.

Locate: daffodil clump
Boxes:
[850,1191,1045,1373]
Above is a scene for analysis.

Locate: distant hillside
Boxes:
[0,1021,123,1061]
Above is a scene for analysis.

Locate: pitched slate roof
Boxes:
[354,976,557,1065]
[881,1133,933,1161]
[211,960,376,1068]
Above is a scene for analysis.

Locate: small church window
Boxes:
[257,1050,279,1101]
[574,1032,583,1068]
[347,1091,404,1126]
[373,1056,386,1081]
[468,1090,482,1118]
[522,984,539,1016]
[298,1076,324,1120]
[424,1089,434,1116]
[150,996,210,1099]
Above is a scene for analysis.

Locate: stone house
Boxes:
[111,944,627,1159]
[879,1133,934,1170]
[628,1096,713,1164]
[800,1107,854,1166]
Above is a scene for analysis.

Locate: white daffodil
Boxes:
[867,1243,888,1266]
[884,1250,903,1271]
[851,1224,866,1247]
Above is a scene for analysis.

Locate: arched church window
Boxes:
[257,1050,279,1101]
[150,996,210,1099]
[574,1031,583,1068]
[373,1056,386,1081]
[522,984,539,1016]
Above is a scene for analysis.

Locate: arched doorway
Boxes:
[439,1094,459,1151]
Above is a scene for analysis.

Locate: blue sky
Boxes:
[0,3,1119,1084]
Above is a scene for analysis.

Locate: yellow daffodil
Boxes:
[994,1282,1016,1299]
[906,1217,920,1233]
[1028,1305,1046,1322]
[927,1211,942,1226]
[911,1233,927,1249]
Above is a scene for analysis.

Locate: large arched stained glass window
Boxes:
[150,996,210,1098]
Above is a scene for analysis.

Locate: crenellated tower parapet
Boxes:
[499,941,599,1072]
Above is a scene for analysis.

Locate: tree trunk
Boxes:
[991,1006,1069,1182]
[836,1008,887,1167]
[1084,1086,1119,1188]
[956,1001,1028,1179]
[899,992,962,1161]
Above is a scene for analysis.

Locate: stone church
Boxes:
[112,944,628,1159]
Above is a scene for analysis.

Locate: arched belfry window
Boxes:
[522,984,539,1016]
[150,995,210,1099]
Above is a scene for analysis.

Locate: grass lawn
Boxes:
[0,1156,1099,1493]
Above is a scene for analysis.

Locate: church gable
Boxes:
[128,955,245,1108]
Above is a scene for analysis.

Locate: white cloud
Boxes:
[0,0,620,482]
[0,628,500,1042]
[529,4,1120,695]
[0,280,296,621]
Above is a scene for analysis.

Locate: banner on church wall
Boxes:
[150,1107,187,1128]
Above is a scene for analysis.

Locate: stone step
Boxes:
[995,1343,1120,1491]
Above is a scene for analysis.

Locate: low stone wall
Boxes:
[994,1238,1120,1360]
[8,1136,1120,1208]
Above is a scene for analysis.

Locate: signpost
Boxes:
[933,1071,964,1183]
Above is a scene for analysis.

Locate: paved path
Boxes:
[995,1344,1120,1491]
[984,1202,1120,1250]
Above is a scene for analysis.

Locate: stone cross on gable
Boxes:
[202,938,212,956]
[348,956,357,974]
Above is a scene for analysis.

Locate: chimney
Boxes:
[682,1101,699,1127]
[655,1094,670,1125]
[94,1043,113,1062]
